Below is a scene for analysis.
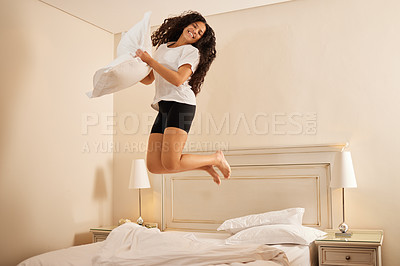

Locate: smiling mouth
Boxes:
[188,30,194,38]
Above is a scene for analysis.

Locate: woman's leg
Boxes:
[160,127,231,178]
[146,132,224,184]
[146,101,231,184]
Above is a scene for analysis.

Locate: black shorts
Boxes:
[151,100,196,134]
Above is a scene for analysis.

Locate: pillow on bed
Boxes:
[87,11,152,98]
[217,208,305,234]
[225,224,326,245]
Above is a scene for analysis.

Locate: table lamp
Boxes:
[129,159,150,225]
[331,151,357,237]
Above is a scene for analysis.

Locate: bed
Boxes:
[18,144,345,266]
[18,229,311,265]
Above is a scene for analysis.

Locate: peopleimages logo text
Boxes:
[81,111,317,136]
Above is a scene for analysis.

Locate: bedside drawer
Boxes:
[320,247,376,265]
[92,232,110,242]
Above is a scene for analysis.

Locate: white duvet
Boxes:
[92,223,289,266]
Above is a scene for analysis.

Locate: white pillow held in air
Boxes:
[87,11,152,98]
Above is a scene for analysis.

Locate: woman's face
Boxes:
[182,21,206,44]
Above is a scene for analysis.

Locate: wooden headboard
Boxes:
[161,144,346,232]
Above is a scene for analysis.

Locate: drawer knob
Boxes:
[345,256,351,260]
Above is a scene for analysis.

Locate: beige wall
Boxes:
[113,0,400,265]
[0,0,114,265]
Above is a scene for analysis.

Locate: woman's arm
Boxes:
[140,70,154,85]
[135,49,192,87]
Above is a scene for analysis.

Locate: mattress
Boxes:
[18,230,313,266]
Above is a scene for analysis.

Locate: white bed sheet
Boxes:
[18,242,103,266]
[270,244,311,266]
[170,231,312,266]
[93,224,288,265]
[18,229,312,266]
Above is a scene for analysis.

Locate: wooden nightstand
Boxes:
[90,223,158,243]
[315,229,383,266]
[90,226,117,243]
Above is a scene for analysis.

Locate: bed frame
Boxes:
[160,143,346,265]
[161,143,345,232]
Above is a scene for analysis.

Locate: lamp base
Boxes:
[335,222,352,237]
[137,216,144,225]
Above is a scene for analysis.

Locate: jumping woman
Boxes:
[135,11,231,185]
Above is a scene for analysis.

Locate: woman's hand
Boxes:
[135,49,152,64]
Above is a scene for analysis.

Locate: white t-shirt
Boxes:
[151,43,200,111]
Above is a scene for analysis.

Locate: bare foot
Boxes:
[215,150,231,179]
[201,165,221,185]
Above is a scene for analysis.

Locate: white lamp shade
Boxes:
[129,159,150,189]
[331,151,357,188]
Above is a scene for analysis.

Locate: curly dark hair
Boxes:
[151,11,216,95]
